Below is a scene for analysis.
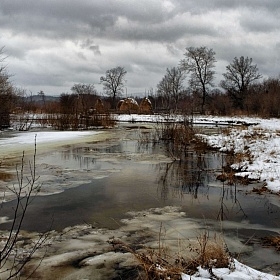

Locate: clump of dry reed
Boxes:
[188,231,232,274]
[261,235,280,251]
[109,230,233,280]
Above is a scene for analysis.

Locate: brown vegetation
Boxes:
[94,98,105,113]
[261,235,280,251]
[109,230,232,279]
[0,144,48,279]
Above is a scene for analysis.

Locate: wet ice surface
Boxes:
[3,206,280,280]
[3,207,197,279]
[0,124,280,279]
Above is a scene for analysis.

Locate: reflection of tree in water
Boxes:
[217,183,247,221]
[156,148,212,200]
[155,143,248,221]
[60,147,97,169]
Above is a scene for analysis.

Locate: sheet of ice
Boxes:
[0,131,100,146]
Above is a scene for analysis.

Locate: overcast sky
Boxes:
[1,0,280,97]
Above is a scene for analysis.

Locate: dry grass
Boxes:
[188,231,231,270]
[261,235,280,251]
[109,230,232,280]
[91,113,116,127]
[49,112,116,130]
[155,117,198,160]
[0,171,13,181]
[216,167,236,185]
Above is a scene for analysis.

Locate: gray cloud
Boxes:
[89,45,101,56]
[239,9,280,33]
[0,0,280,95]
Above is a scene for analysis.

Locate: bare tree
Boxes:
[157,71,172,111]
[0,47,14,128]
[180,46,216,114]
[59,93,77,114]
[157,67,186,112]
[100,66,127,109]
[57,93,78,130]
[220,56,262,110]
[71,83,97,113]
[38,90,46,113]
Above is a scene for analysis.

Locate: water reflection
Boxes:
[61,149,97,170]
[156,147,216,201]
[151,139,277,227]
[217,183,247,221]
[0,124,279,273]
[0,125,279,233]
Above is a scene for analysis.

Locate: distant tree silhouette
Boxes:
[100,66,127,109]
[221,56,262,110]
[181,46,216,114]
[157,66,186,112]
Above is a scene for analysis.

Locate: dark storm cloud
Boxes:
[0,0,280,95]
[0,0,216,43]
[89,45,101,56]
[174,0,280,13]
[80,39,101,55]
[1,0,279,42]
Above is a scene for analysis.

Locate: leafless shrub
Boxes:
[0,138,49,279]
[48,112,116,130]
[154,115,197,159]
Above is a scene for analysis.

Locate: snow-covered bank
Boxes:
[197,117,280,194]
[114,113,260,126]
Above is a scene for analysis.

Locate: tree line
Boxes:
[156,46,265,115]
[1,46,280,129]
